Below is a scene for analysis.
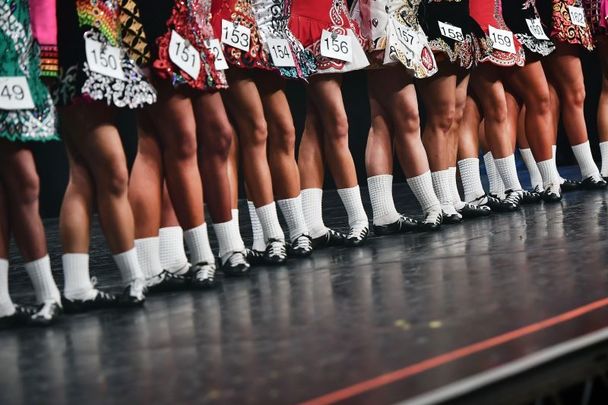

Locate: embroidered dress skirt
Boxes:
[503,0,555,59]
[583,0,607,38]
[538,0,594,50]
[290,0,370,74]
[418,0,483,70]
[0,0,57,142]
[54,0,157,109]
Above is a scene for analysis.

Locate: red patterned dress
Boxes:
[538,0,594,50]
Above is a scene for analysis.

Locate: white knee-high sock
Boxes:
[184,223,215,266]
[247,201,266,251]
[493,154,522,192]
[256,202,285,242]
[214,218,246,258]
[571,141,600,179]
[458,158,486,202]
[159,226,189,274]
[134,238,163,279]
[25,255,61,304]
[301,188,328,238]
[367,174,400,226]
[277,195,309,242]
[483,152,506,198]
[600,142,608,177]
[431,170,458,215]
[232,208,243,242]
[537,159,562,187]
[553,144,565,183]
[407,171,441,213]
[114,247,144,285]
[0,259,15,317]
[519,148,543,190]
[449,167,465,210]
[63,253,97,300]
[337,186,368,227]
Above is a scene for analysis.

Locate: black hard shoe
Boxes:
[189,262,218,289]
[560,178,580,192]
[62,289,118,314]
[580,175,607,190]
[311,228,346,249]
[146,270,188,294]
[373,215,419,236]
[521,190,542,205]
[119,279,146,307]
[264,239,287,265]
[0,304,37,329]
[345,224,369,247]
[458,202,491,218]
[542,183,562,203]
[418,209,443,231]
[246,249,264,266]
[289,234,313,258]
[442,210,463,224]
[221,251,251,277]
[30,301,62,326]
[500,189,523,212]
[471,194,501,212]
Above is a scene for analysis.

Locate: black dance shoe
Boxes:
[418,209,443,231]
[119,279,146,307]
[580,175,607,190]
[442,210,463,225]
[521,189,542,205]
[30,301,62,326]
[189,262,218,289]
[221,251,251,277]
[311,228,346,249]
[62,289,119,314]
[0,304,37,329]
[345,224,369,247]
[560,178,580,192]
[146,270,188,294]
[495,190,522,212]
[542,183,562,203]
[373,215,418,236]
[289,234,313,258]
[470,194,501,212]
[264,239,288,265]
[457,202,491,218]
[246,249,264,266]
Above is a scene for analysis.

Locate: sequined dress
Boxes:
[503,0,555,58]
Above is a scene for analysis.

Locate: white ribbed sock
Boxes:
[458,158,486,202]
[114,247,144,285]
[302,188,328,239]
[367,175,400,226]
[571,141,600,179]
[493,154,522,191]
[600,141,608,177]
[537,159,562,187]
[449,167,465,210]
[134,237,163,280]
[62,253,97,301]
[247,201,266,251]
[159,226,189,274]
[407,171,441,212]
[184,223,215,266]
[431,170,458,215]
[214,219,246,258]
[337,186,368,227]
[232,208,244,242]
[256,202,285,242]
[483,152,506,198]
[519,148,543,189]
[277,195,309,242]
[25,255,60,305]
[0,259,15,317]
[553,144,565,183]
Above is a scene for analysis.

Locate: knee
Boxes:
[269,122,296,155]
[396,106,421,138]
[165,126,198,161]
[567,83,586,108]
[325,112,349,148]
[13,168,40,205]
[200,120,233,159]
[529,91,552,115]
[241,119,268,149]
[484,99,508,123]
[100,160,129,197]
[427,104,455,134]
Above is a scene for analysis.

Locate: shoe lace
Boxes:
[503,190,522,205]
[347,224,368,239]
[129,278,146,300]
[195,263,216,281]
[227,251,248,266]
[293,235,312,250]
[34,300,56,320]
[267,239,287,257]
[424,209,442,225]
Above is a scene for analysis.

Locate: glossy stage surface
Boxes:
[4,166,608,405]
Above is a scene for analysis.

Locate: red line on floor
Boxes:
[299,297,608,405]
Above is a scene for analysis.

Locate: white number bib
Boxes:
[568,6,586,27]
[221,20,251,52]
[169,30,201,79]
[438,21,464,42]
[525,18,549,40]
[267,38,295,67]
[85,37,126,81]
[489,25,516,54]
[205,39,229,71]
[0,77,35,110]
[320,30,353,62]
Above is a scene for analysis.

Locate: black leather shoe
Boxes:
[0,304,37,329]
[289,234,313,258]
[345,225,369,247]
[246,249,264,266]
[373,215,418,236]
[62,289,118,314]
[221,251,251,277]
[311,228,346,249]
[457,203,491,218]
[521,190,542,204]
[542,183,562,203]
[119,280,146,307]
[146,270,188,294]
[418,209,442,231]
[30,301,62,326]
[580,175,607,190]
[497,190,522,212]
[471,194,501,212]
[560,178,580,192]
[189,262,219,289]
[264,239,287,265]
[442,210,463,224]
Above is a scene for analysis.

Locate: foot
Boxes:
[119,278,146,307]
[580,174,607,190]
[457,202,491,218]
[373,215,418,236]
[188,262,219,289]
[560,178,580,192]
[521,189,542,205]
[345,223,369,247]
[0,304,37,329]
[311,228,346,249]
[499,189,523,212]
[289,234,313,258]
[264,239,288,265]
[146,270,188,294]
[542,182,562,203]
[62,289,118,314]
[246,249,264,266]
[470,194,501,212]
[418,208,443,231]
[221,251,251,277]
[30,300,62,326]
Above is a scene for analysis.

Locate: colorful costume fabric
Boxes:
[503,0,555,58]
[538,0,594,50]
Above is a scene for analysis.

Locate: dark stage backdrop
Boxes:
[34,53,602,218]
